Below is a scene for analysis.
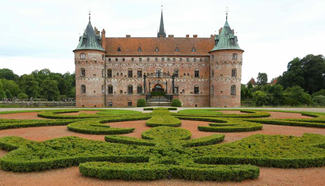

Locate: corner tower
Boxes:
[73,14,106,107]
[209,16,244,107]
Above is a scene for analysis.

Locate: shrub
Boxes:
[137,99,146,107]
[105,135,156,146]
[142,126,191,141]
[176,109,270,118]
[0,119,76,130]
[313,95,325,106]
[17,92,28,99]
[182,134,225,147]
[145,110,181,127]
[171,99,182,107]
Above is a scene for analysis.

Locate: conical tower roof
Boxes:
[157,10,166,38]
[211,18,242,52]
[74,16,105,52]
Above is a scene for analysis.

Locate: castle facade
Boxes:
[73,11,243,107]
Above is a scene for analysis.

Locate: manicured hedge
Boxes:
[105,135,156,146]
[141,126,191,141]
[144,107,177,111]
[182,134,225,147]
[146,110,181,127]
[67,120,134,135]
[38,110,99,119]
[0,119,77,130]
[198,120,263,132]
[177,109,270,118]
[79,162,259,181]
[250,119,325,128]
[171,99,182,107]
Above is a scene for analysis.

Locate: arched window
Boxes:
[107,69,112,78]
[194,70,199,78]
[156,69,161,77]
[80,68,86,77]
[80,53,86,60]
[117,47,122,52]
[231,85,236,95]
[192,47,196,52]
[232,53,238,60]
[174,69,179,77]
[128,85,133,94]
[108,85,113,94]
[81,85,86,94]
[138,47,142,52]
[155,47,159,52]
[231,68,237,77]
[211,85,214,94]
[137,85,143,94]
[194,86,199,94]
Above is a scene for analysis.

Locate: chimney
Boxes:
[193,34,198,38]
[126,35,131,38]
[101,29,106,49]
[186,34,189,38]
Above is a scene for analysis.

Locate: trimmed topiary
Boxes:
[137,99,146,107]
[171,99,182,107]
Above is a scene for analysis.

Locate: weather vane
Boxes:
[225,6,230,21]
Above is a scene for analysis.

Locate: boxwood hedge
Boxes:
[146,110,181,127]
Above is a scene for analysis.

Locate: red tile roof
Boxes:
[104,37,215,56]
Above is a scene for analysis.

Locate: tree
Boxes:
[257,72,268,86]
[40,80,60,101]
[18,74,40,98]
[0,79,21,98]
[278,55,325,94]
[253,90,269,106]
[0,68,19,81]
[283,86,312,106]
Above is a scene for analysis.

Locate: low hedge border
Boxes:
[38,110,99,119]
[250,119,325,128]
[105,135,156,146]
[145,110,181,127]
[142,126,191,141]
[143,107,177,111]
[79,162,259,181]
[182,134,225,147]
[198,120,263,132]
[67,120,134,135]
[176,109,270,118]
[0,119,77,130]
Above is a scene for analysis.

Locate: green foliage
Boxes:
[198,120,263,132]
[17,92,28,100]
[177,109,270,118]
[171,99,182,107]
[0,119,76,130]
[313,89,325,97]
[313,95,325,106]
[182,134,225,147]
[40,79,60,101]
[0,79,21,98]
[67,120,135,135]
[253,90,269,106]
[0,69,18,81]
[136,99,146,107]
[257,72,268,86]
[146,110,181,127]
[283,86,312,106]
[105,135,156,146]
[142,126,191,141]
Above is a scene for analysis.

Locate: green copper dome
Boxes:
[74,20,105,52]
[210,19,242,52]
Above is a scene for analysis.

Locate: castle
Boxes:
[73,11,243,107]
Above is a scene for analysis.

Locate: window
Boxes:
[81,68,86,77]
[174,86,179,94]
[138,47,142,52]
[211,85,214,94]
[155,47,159,52]
[81,85,86,94]
[131,58,134,61]
[128,85,133,94]
[179,58,182,61]
[192,47,196,52]
[162,58,165,62]
[167,58,170,61]
[137,85,143,94]
[194,70,199,78]
[139,58,142,62]
[109,58,111,62]
[80,53,86,60]
[137,70,142,78]
[155,57,158,62]
[194,58,197,62]
[108,85,113,94]
[102,85,105,94]
[173,58,176,62]
[128,69,133,78]
[107,69,112,78]
[232,53,238,60]
[108,102,113,107]
[194,86,199,94]
[231,85,236,95]
[115,58,118,62]
[186,58,189,62]
[232,69,237,77]
[175,47,179,52]
[174,69,179,77]
[117,47,121,52]
[128,101,132,106]
[156,69,161,77]
[211,70,214,77]
[122,58,125,62]
[147,57,150,62]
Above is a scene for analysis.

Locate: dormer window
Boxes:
[117,47,121,52]
[155,47,159,52]
[138,47,142,52]
[80,53,86,60]
[192,47,196,52]
[175,47,180,52]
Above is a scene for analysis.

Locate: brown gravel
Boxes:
[0,112,47,120]
[267,111,313,119]
[0,111,324,186]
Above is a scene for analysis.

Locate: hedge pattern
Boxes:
[177,109,270,118]
[146,110,181,127]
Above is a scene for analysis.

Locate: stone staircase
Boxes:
[146,96,171,106]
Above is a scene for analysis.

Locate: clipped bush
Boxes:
[105,135,156,146]
[182,134,225,147]
[137,99,146,107]
[171,99,182,107]
[145,110,181,127]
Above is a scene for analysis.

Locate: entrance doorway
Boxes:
[151,84,165,96]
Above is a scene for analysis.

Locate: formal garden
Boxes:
[1,108,325,185]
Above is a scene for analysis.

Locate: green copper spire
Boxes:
[157,8,166,38]
[74,13,105,52]
[210,16,242,52]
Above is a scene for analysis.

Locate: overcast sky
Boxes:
[0,0,324,83]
